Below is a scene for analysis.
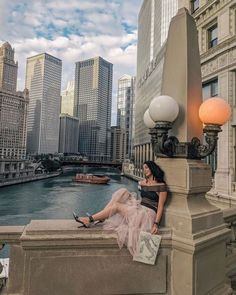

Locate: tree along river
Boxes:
[0,166,139,257]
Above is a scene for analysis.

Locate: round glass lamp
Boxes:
[199,97,231,125]
[143,109,156,128]
[149,95,179,123]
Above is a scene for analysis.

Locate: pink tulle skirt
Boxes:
[103,188,156,257]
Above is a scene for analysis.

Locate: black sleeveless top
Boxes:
[138,183,167,213]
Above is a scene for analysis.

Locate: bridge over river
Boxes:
[61,160,122,170]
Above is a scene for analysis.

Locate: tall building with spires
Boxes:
[0,42,32,183]
[0,42,18,92]
[25,53,62,154]
[74,56,112,161]
[0,42,28,161]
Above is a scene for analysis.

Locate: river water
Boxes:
[0,167,138,257]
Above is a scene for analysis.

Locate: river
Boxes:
[0,166,138,257]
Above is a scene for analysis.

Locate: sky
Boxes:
[0,0,143,124]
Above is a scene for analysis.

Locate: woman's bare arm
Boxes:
[151,191,167,234]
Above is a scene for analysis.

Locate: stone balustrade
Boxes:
[0,208,236,294]
[0,220,172,295]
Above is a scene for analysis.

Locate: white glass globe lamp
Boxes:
[149,95,179,123]
[143,109,156,128]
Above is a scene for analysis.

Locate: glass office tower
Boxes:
[26,53,62,154]
[74,57,113,161]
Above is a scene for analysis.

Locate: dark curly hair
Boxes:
[143,161,165,183]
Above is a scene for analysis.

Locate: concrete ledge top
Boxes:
[23,219,171,234]
[22,219,172,238]
[223,208,236,223]
[0,225,25,243]
[0,220,172,249]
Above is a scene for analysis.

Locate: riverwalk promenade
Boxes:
[0,172,61,188]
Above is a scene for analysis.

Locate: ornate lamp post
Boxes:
[144,95,231,159]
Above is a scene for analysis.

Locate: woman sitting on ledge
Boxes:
[73,160,168,257]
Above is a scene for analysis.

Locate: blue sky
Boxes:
[0,0,143,124]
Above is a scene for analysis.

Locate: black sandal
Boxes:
[73,212,89,228]
[86,213,104,226]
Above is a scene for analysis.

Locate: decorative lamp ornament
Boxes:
[143,109,156,128]
[149,95,179,123]
[199,97,231,125]
[145,94,231,159]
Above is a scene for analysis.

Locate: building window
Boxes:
[202,78,218,176]
[208,24,218,48]
[203,79,218,99]
[191,0,199,13]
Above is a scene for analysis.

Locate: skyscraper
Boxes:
[74,56,113,161]
[58,114,79,154]
[61,80,75,116]
[117,75,136,160]
[110,126,126,162]
[135,0,178,147]
[0,42,18,92]
[25,53,62,154]
[0,42,28,161]
[134,0,179,175]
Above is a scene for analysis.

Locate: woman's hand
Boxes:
[151,223,159,235]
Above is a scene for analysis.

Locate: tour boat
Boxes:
[72,173,110,184]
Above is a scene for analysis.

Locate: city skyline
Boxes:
[0,0,143,122]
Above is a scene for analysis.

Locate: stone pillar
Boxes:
[209,71,234,206]
[161,8,203,143]
[157,7,232,294]
[158,158,232,295]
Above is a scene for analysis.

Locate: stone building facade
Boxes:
[0,89,28,160]
[189,0,236,207]
[0,42,18,93]
[0,42,33,182]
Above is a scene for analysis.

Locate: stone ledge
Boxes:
[0,226,25,243]
[223,208,236,224]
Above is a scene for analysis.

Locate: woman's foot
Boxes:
[73,212,90,227]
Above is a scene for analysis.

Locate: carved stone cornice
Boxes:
[201,35,236,61]
[201,45,236,79]
[193,0,234,25]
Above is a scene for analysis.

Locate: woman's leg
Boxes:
[79,203,128,225]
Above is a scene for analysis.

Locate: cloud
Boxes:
[0,0,143,124]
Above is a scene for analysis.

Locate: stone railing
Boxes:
[0,220,172,295]
[0,209,235,295]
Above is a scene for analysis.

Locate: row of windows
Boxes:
[191,1,218,50]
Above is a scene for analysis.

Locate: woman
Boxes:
[73,160,168,256]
